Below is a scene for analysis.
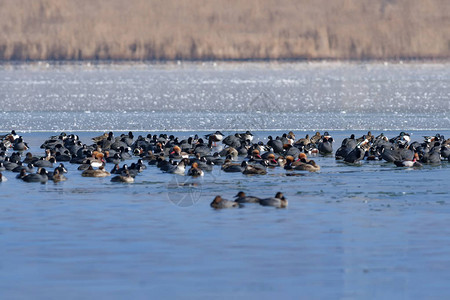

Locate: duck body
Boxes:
[344,147,366,164]
[242,163,267,175]
[210,196,239,209]
[111,170,134,183]
[81,166,111,177]
[51,169,67,182]
[22,169,48,183]
[234,191,260,203]
[187,163,204,177]
[259,192,288,208]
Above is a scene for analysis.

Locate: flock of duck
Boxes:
[1,129,449,209]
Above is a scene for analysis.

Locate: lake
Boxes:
[0,62,449,299]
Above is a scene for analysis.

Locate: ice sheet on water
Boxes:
[0,62,448,130]
[0,111,447,132]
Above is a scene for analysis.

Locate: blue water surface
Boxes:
[0,62,449,299]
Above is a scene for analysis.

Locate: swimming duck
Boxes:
[234,191,260,203]
[205,131,224,146]
[294,159,320,172]
[187,162,204,177]
[22,168,48,183]
[318,135,333,155]
[111,170,134,183]
[219,147,238,160]
[265,153,279,167]
[242,163,267,175]
[23,152,38,164]
[394,153,422,168]
[165,159,187,175]
[237,131,254,142]
[12,162,34,173]
[420,151,441,164]
[121,131,135,147]
[294,134,310,148]
[34,157,55,168]
[223,134,242,148]
[210,196,239,209]
[92,132,109,143]
[51,169,67,182]
[195,157,214,172]
[47,163,68,178]
[336,135,357,160]
[105,152,122,164]
[344,140,368,163]
[16,169,27,179]
[259,192,288,208]
[78,159,99,171]
[12,137,29,151]
[267,136,284,154]
[222,160,246,173]
[3,157,19,171]
[310,132,322,144]
[169,145,189,159]
[81,166,111,177]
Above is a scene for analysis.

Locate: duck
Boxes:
[210,196,239,209]
[34,157,55,168]
[22,168,48,183]
[81,166,111,177]
[265,153,279,167]
[394,153,422,168]
[267,136,284,154]
[169,145,189,159]
[237,131,254,142]
[0,172,6,182]
[310,132,322,144]
[23,152,38,164]
[234,191,260,203]
[242,163,267,175]
[106,152,122,164]
[344,141,368,163]
[293,159,320,172]
[51,169,67,182]
[78,159,97,170]
[222,160,246,173]
[165,159,187,175]
[259,192,288,208]
[12,137,29,151]
[12,162,34,173]
[196,157,214,172]
[3,157,19,171]
[219,147,239,160]
[222,134,242,148]
[111,170,134,183]
[205,131,224,146]
[92,132,109,143]
[294,134,310,148]
[318,134,333,155]
[16,169,27,179]
[187,162,204,177]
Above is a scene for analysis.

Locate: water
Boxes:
[0,62,450,299]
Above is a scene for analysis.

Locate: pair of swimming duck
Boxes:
[211,192,287,209]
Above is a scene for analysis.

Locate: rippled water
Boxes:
[1,62,450,298]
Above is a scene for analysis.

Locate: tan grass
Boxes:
[0,0,448,60]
